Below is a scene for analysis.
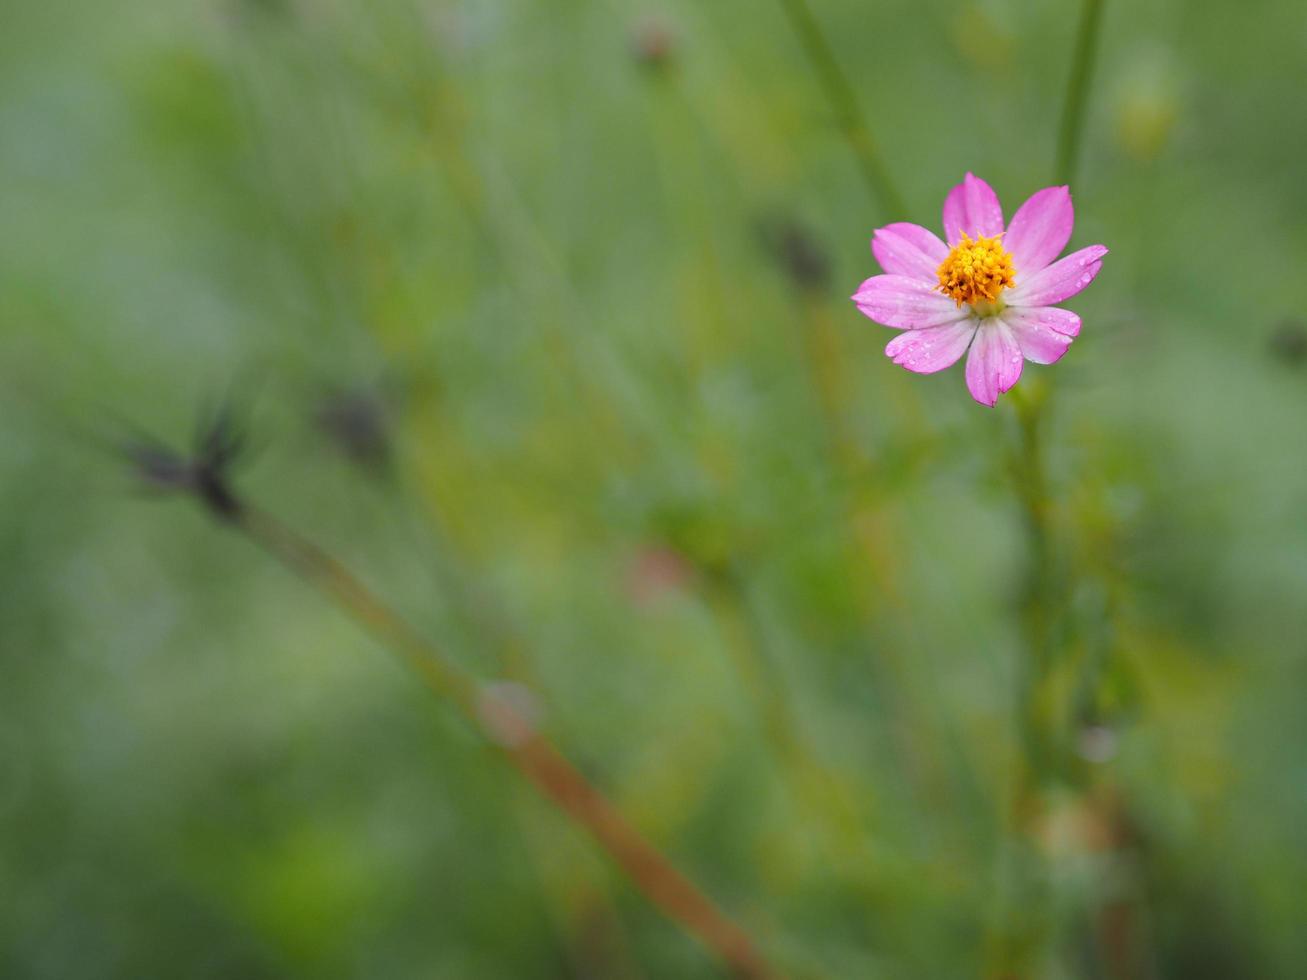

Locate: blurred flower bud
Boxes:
[315,387,391,472]
[647,499,748,587]
[631,15,677,71]
[1112,49,1181,162]
[626,545,694,608]
[950,3,1013,73]
[757,215,831,294]
[1269,319,1307,367]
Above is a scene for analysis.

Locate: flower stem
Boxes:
[1010,389,1056,780]
[226,503,784,980]
[985,384,1063,977]
[987,7,1109,971]
[776,0,906,217]
[1055,0,1107,185]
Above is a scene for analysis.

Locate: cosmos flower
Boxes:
[852,173,1107,406]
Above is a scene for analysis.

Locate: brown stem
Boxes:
[510,737,780,980]
[231,504,783,980]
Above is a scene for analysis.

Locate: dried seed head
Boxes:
[123,401,249,521]
[1270,319,1307,366]
[315,387,391,472]
[757,216,831,293]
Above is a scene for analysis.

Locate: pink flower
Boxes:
[851,173,1107,407]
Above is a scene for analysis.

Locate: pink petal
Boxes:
[1008,245,1108,306]
[885,319,978,373]
[1002,307,1078,364]
[852,274,971,330]
[1004,185,1073,276]
[1004,305,1081,338]
[871,222,948,283]
[964,320,1023,407]
[942,173,1004,245]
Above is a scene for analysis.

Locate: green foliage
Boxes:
[3,0,1307,976]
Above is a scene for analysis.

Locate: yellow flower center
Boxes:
[937,233,1016,308]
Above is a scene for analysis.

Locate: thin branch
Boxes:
[227,503,784,980]
[776,0,906,217]
[1056,0,1107,185]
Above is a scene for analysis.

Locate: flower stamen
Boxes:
[937,233,1016,308]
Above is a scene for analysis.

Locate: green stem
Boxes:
[1056,0,1107,185]
[1011,390,1055,779]
[776,0,906,217]
[985,386,1062,978]
[988,7,1108,971]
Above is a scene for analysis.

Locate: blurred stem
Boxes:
[410,60,637,473]
[225,503,784,980]
[987,385,1063,977]
[706,577,805,761]
[989,4,1108,968]
[706,576,869,849]
[1011,388,1056,780]
[776,0,906,217]
[1056,0,1107,185]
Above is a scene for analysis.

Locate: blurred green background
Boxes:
[4,0,1307,977]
